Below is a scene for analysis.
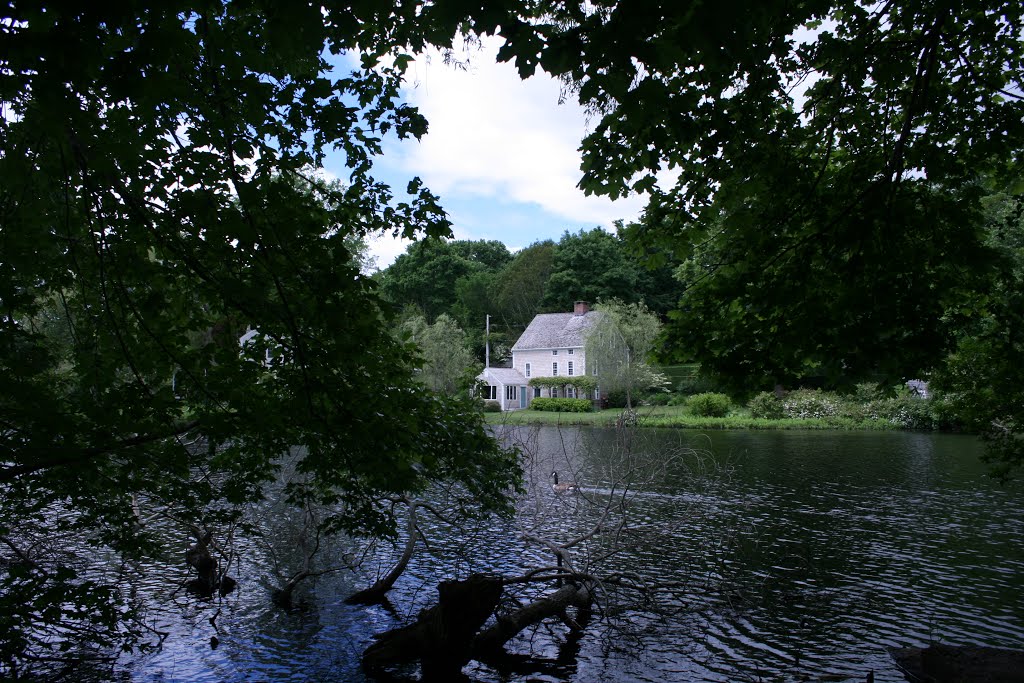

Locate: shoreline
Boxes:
[484,406,959,433]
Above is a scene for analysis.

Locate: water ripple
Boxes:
[121,429,1022,682]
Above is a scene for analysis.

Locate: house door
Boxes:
[520,386,527,408]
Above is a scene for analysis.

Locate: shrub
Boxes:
[781,389,842,419]
[863,396,936,429]
[748,391,784,419]
[482,400,502,413]
[929,396,967,431]
[604,390,629,408]
[668,393,689,406]
[644,392,672,406]
[852,382,884,403]
[687,392,732,417]
[530,398,593,413]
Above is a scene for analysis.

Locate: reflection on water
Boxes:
[125,428,1023,682]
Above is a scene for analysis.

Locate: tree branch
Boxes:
[0,420,200,483]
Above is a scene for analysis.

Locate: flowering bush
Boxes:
[864,397,935,429]
[781,389,843,419]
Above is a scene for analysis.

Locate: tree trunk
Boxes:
[360,575,597,680]
[472,582,591,656]
[347,502,419,605]
[362,573,503,680]
[185,531,235,597]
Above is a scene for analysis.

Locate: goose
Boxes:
[551,471,578,493]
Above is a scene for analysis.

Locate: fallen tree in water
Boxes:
[361,572,596,679]
[357,426,713,680]
[361,573,504,678]
[184,529,236,598]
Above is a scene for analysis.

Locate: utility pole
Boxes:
[485,314,490,369]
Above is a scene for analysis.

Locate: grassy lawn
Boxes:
[484,405,901,431]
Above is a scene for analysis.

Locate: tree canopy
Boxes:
[0,2,522,671]
[540,228,642,309]
[377,238,512,322]
[930,189,1024,476]
[494,240,557,330]
[584,300,665,409]
[496,0,1022,387]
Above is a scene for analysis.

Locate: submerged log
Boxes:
[185,531,236,597]
[362,574,599,680]
[362,573,504,680]
[889,644,1024,683]
[472,582,592,657]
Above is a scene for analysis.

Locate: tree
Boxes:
[619,220,685,318]
[494,239,557,331]
[584,300,665,411]
[540,228,642,310]
[453,270,497,333]
[492,0,1023,469]
[507,0,1019,382]
[931,186,1024,477]
[401,313,480,396]
[0,2,523,675]
[377,238,511,321]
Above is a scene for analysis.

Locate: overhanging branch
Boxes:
[0,420,200,483]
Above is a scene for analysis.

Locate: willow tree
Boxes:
[400,313,480,396]
[584,301,664,410]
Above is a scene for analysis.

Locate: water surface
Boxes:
[126,428,1024,682]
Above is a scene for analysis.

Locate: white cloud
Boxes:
[366,232,412,273]
[391,37,648,227]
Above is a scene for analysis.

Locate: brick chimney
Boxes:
[573,301,590,316]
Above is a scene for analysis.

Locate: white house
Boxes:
[478,301,603,411]
[478,366,531,411]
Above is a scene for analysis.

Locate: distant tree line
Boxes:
[375,226,682,365]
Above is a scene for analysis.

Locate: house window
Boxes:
[551,387,558,398]
[594,385,600,400]
[552,362,558,376]
[483,386,497,400]
[568,349,574,355]
[552,349,558,355]
[566,386,575,398]
[505,385,518,401]
[534,387,541,398]
[525,363,531,377]
[568,361,574,376]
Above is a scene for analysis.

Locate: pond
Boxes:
[124,428,1024,682]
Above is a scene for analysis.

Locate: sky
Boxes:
[321,37,651,271]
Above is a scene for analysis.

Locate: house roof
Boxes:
[479,367,528,385]
[511,311,602,351]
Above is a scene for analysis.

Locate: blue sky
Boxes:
[321,37,652,270]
